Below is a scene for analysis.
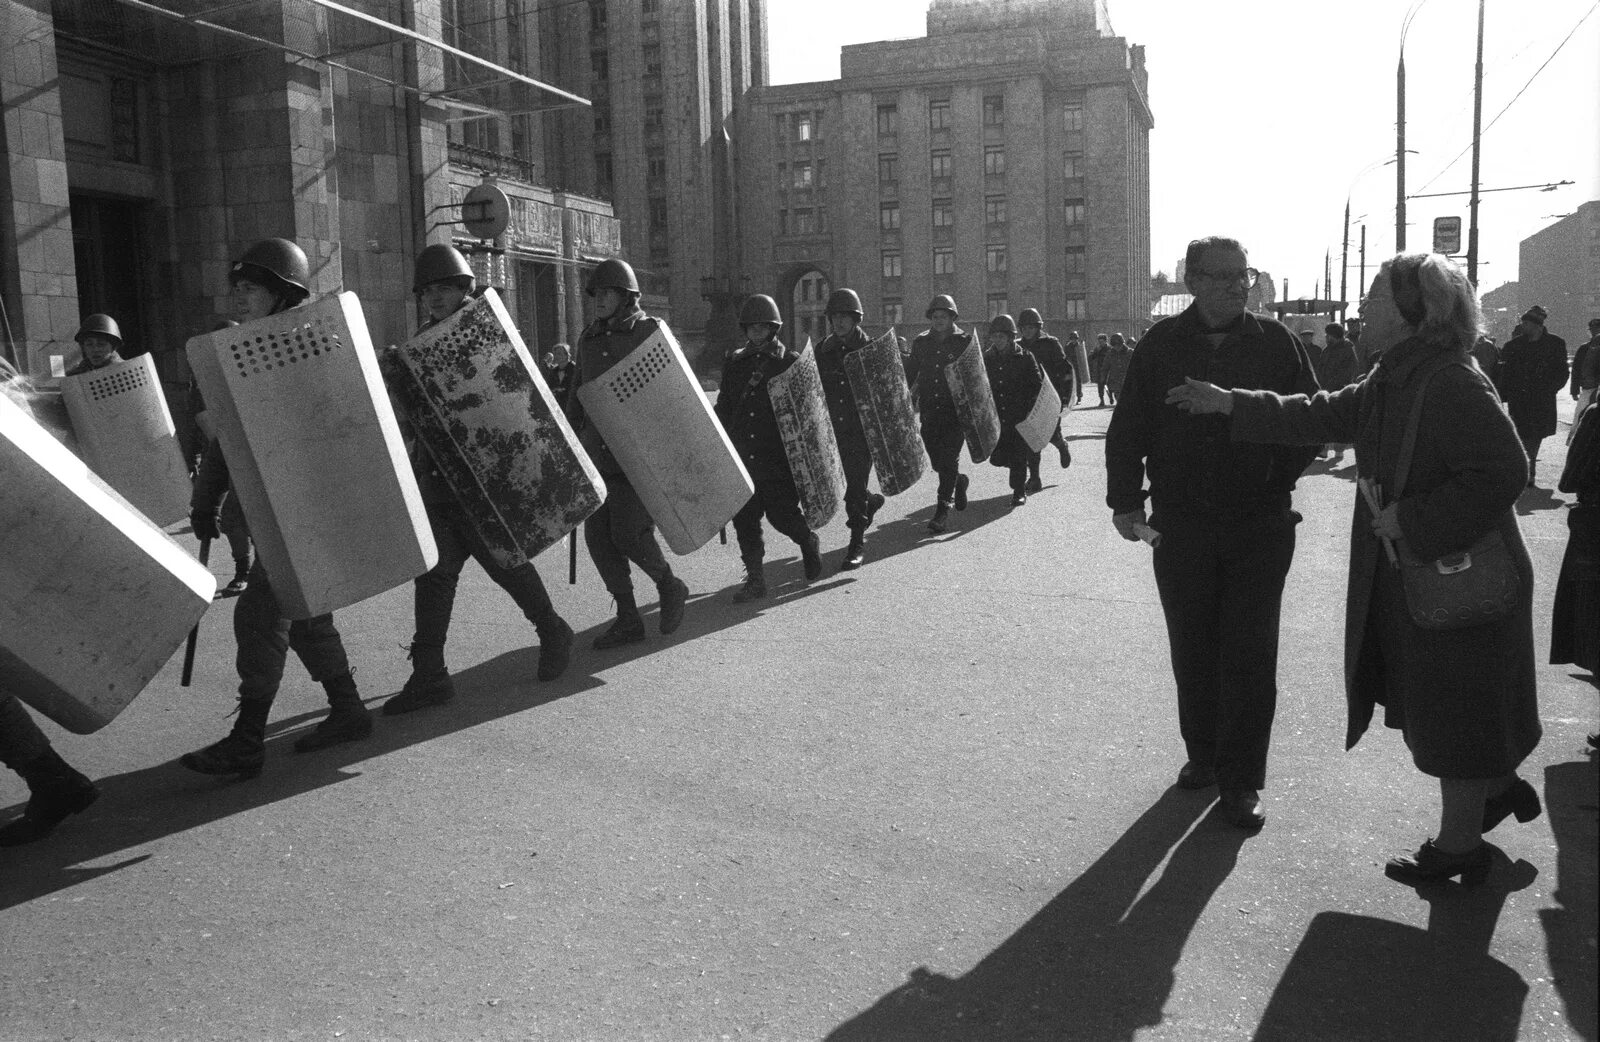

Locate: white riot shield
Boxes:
[61,353,191,525]
[577,323,753,555]
[1071,340,1090,398]
[1016,378,1064,453]
[767,341,845,530]
[393,291,605,568]
[944,334,1001,463]
[844,328,925,496]
[1,394,215,733]
[185,292,436,619]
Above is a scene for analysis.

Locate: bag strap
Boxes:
[1391,358,1473,502]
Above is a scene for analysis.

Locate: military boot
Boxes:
[657,575,689,636]
[840,529,867,571]
[733,561,768,602]
[800,533,824,581]
[384,643,455,715]
[294,672,373,753]
[593,590,647,650]
[953,474,970,511]
[535,614,575,682]
[0,748,99,846]
[217,561,250,599]
[180,697,270,778]
[927,503,951,534]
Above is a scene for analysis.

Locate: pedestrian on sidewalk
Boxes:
[983,314,1046,506]
[1102,333,1133,407]
[904,295,971,533]
[1018,307,1074,488]
[1494,305,1568,487]
[815,288,886,571]
[1319,323,1360,462]
[1105,235,1320,831]
[1089,333,1110,406]
[1168,251,1542,886]
[1568,317,1600,441]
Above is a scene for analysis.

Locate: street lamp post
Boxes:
[1397,0,1431,252]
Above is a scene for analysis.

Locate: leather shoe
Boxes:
[657,577,689,635]
[1176,761,1216,789]
[1219,788,1266,830]
[1385,839,1491,887]
[953,474,969,511]
[592,614,646,650]
[1024,476,1043,493]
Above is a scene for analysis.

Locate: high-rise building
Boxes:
[1518,201,1600,347]
[738,0,1151,347]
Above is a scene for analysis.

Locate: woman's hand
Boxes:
[1165,377,1233,415]
[1369,502,1403,541]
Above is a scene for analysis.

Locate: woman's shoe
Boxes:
[1482,776,1542,832]
[1384,839,1492,887]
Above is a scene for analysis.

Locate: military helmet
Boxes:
[825,288,863,317]
[1018,308,1044,328]
[231,238,310,295]
[75,313,123,345]
[987,314,1018,336]
[413,243,474,293]
[586,258,640,297]
[926,294,959,319]
[738,293,783,328]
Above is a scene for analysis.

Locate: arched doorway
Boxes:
[777,265,831,348]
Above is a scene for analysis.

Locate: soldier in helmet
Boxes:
[565,258,691,648]
[903,295,971,533]
[815,287,886,570]
[1017,307,1074,490]
[66,314,125,376]
[180,238,372,778]
[716,294,824,600]
[983,315,1047,506]
[380,244,576,716]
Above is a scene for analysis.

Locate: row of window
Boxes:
[875,98,1085,137]
[876,198,1086,232]
[879,246,1089,278]
[589,0,660,33]
[877,295,1089,324]
[878,148,1007,182]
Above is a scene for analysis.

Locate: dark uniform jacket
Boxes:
[1495,331,1569,440]
[566,307,662,477]
[815,326,871,465]
[984,345,1045,469]
[1022,333,1074,402]
[903,328,969,429]
[715,338,797,483]
[1106,305,1320,523]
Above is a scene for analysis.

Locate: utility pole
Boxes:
[1397,47,1407,251]
[1467,0,1485,286]
[1340,200,1350,322]
[1359,225,1367,305]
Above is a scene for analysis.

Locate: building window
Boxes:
[878,153,898,184]
[778,209,788,235]
[796,113,813,141]
[984,146,1005,176]
[1063,102,1084,132]
[1064,198,1086,224]
[988,294,1008,319]
[815,159,827,187]
[877,104,898,136]
[929,98,951,130]
[641,0,657,12]
[777,161,787,186]
[932,198,953,227]
[1065,295,1088,320]
[816,206,828,232]
[649,197,668,234]
[774,113,787,140]
[986,245,1008,273]
[1063,153,1084,178]
[793,161,813,188]
[1065,246,1086,273]
[983,95,1004,126]
[647,155,666,180]
[642,44,663,80]
[589,0,607,33]
[985,195,1006,224]
[930,150,952,179]
[882,251,902,278]
[883,301,904,325]
[793,207,816,234]
[644,102,664,132]
[595,152,613,194]
[880,202,900,231]
[933,248,955,275]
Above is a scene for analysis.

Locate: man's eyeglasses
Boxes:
[1193,267,1260,288]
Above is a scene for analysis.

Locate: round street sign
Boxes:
[461,183,511,239]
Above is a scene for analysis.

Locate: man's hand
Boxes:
[190,506,221,542]
[1165,377,1233,415]
[1112,508,1148,542]
[1369,502,1403,541]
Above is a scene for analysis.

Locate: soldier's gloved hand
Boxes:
[190,506,221,542]
[1112,508,1148,542]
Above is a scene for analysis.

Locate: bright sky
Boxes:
[766,0,1600,310]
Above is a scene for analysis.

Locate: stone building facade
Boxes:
[738,0,1151,346]
[1518,200,1600,347]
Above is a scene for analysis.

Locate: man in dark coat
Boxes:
[1494,304,1568,486]
[1318,322,1361,462]
[815,288,886,570]
[984,315,1046,506]
[1018,307,1074,491]
[715,294,823,601]
[904,295,971,534]
[1105,235,1320,831]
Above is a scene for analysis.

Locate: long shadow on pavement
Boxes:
[826,787,1245,1041]
[1540,753,1599,1041]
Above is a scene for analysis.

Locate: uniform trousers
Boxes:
[584,476,671,601]
[1150,511,1298,791]
[733,474,812,564]
[234,560,353,704]
[922,421,965,504]
[414,499,558,653]
[1027,422,1071,480]
[0,696,49,772]
[841,443,876,530]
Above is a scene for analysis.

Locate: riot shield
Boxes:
[186,292,437,619]
[576,323,754,554]
[844,328,925,496]
[1071,339,1090,398]
[766,340,845,529]
[61,353,192,525]
[393,290,605,569]
[1016,378,1064,453]
[944,333,1001,463]
[1,393,215,733]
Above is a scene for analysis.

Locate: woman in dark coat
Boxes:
[983,314,1045,507]
[1168,253,1541,888]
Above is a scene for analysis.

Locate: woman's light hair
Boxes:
[1382,252,1484,354]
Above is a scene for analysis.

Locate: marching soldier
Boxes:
[66,314,125,376]
[983,315,1047,506]
[1018,307,1075,490]
[904,294,970,533]
[382,244,576,716]
[716,294,824,601]
[566,259,691,649]
[180,238,371,778]
[815,288,886,570]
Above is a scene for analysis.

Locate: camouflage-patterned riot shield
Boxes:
[186,292,437,619]
[844,328,925,496]
[1,393,215,733]
[576,323,754,555]
[944,333,1001,463]
[1016,378,1064,453]
[392,290,605,569]
[766,340,845,530]
[61,353,192,525]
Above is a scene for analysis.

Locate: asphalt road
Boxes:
[2,398,1595,1042]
